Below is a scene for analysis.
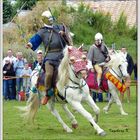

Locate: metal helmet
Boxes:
[95,32,103,40]
[95,32,103,45]
[41,11,54,25]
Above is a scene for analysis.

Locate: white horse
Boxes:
[18,46,106,136]
[88,51,130,115]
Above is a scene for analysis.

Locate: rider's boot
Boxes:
[41,91,50,105]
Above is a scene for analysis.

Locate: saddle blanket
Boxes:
[86,70,126,93]
[86,70,108,91]
[105,71,126,93]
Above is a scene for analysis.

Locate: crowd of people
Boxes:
[3,10,137,104]
[3,49,44,101]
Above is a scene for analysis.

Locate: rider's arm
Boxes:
[87,45,96,65]
[26,34,42,51]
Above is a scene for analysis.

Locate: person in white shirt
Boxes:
[3,49,17,66]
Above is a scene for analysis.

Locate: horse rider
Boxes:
[87,32,110,89]
[26,10,72,105]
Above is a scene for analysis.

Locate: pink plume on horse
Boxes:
[68,47,83,59]
[73,61,87,73]
[68,46,87,73]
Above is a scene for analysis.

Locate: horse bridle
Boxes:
[68,64,86,89]
[111,64,125,79]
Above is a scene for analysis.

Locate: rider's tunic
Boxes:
[87,44,108,65]
[29,25,67,66]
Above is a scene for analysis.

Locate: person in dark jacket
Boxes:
[134,62,137,81]
[3,58,15,100]
[26,10,72,105]
[120,47,134,103]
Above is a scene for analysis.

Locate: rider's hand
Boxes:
[105,56,110,62]
[25,43,32,49]
[59,30,65,36]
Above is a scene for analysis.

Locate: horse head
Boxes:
[57,45,88,91]
[68,46,88,78]
[106,51,129,79]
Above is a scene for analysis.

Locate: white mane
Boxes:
[57,46,70,91]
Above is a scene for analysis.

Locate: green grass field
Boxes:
[3,86,137,140]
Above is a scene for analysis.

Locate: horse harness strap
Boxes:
[55,92,68,103]
[69,78,86,89]
[111,68,122,79]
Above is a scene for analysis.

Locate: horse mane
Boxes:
[57,46,70,91]
[105,51,126,69]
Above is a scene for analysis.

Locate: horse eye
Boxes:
[82,55,87,60]
[70,56,75,63]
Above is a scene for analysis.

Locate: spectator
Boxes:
[104,92,111,102]
[14,52,27,98]
[92,91,103,102]
[3,49,17,66]
[120,47,134,103]
[3,49,17,99]
[20,62,32,99]
[32,50,44,70]
[3,58,15,100]
[134,62,137,81]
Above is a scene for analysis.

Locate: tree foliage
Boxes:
[3,0,39,24]
[3,0,13,23]
[15,0,38,10]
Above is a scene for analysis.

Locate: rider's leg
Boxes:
[41,62,54,105]
[94,64,102,87]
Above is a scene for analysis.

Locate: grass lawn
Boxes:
[3,86,137,140]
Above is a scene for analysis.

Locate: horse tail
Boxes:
[16,91,40,123]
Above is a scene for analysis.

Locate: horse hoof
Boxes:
[121,112,128,115]
[64,127,73,133]
[72,123,78,129]
[103,108,108,114]
[99,131,106,136]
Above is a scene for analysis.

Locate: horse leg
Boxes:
[47,101,73,133]
[84,94,100,123]
[69,100,106,136]
[110,90,128,115]
[62,104,78,129]
[103,96,114,114]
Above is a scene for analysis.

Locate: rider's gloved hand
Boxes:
[105,56,111,62]
[25,43,32,49]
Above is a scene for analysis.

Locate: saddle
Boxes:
[86,69,108,92]
[86,69,126,93]
[36,71,67,102]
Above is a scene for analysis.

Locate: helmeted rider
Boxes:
[26,10,72,105]
[87,32,110,88]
